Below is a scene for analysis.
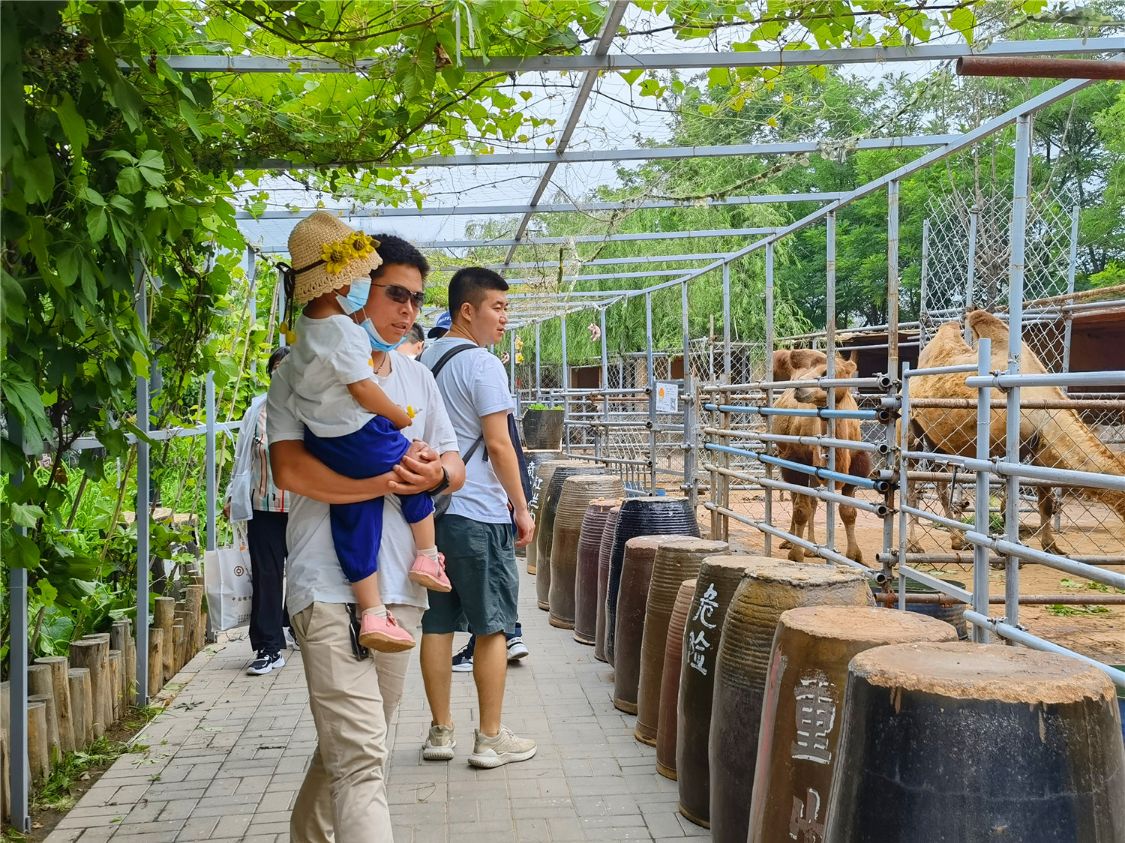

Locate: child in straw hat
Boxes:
[279,211,450,652]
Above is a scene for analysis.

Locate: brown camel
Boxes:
[907,310,1125,554]
[770,350,871,563]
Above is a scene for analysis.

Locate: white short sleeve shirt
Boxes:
[287,314,376,438]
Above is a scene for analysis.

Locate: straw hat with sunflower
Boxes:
[283,211,384,306]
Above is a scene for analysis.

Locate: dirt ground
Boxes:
[704,488,1125,666]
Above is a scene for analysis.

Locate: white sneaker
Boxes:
[246,651,285,675]
[468,726,536,769]
[506,636,529,661]
[422,723,456,761]
[286,627,300,651]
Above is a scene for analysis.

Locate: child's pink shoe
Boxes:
[409,553,452,592]
[359,611,415,652]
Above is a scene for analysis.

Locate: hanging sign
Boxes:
[655,381,680,413]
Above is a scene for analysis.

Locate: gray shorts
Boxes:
[424,514,518,636]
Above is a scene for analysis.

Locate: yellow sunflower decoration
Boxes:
[320,240,350,276]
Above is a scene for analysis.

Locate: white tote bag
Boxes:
[204,524,253,631]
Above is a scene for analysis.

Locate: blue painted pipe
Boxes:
[705,442,882,491]
[702,402,877,421]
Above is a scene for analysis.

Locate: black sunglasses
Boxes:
[375,282,425,310]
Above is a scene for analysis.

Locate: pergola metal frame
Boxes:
[8,12,1124,832]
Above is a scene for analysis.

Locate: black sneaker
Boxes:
[247,651,285,675]
[451,639,475,673]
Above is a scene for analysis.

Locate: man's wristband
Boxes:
[429,466,451,495]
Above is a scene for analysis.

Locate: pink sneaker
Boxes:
[358,611,415,653]
[409,552,452,593]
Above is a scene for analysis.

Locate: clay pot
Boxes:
[612,535,685,714]
[574,499,620,645]
[677,554,774,828]
[656,578,697,780]
[520,449,562,561]
[709,561,872,843]
[606,497,698,665]
[746,606,957,842]
[635,538,728,745]
[521,408,564,451]
[535,462,601,610]
[825,642,1125,842]
[527,459,572,576]
[594,506,621,663]
[549,477,626,629]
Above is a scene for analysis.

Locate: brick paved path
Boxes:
[45,566,708,842]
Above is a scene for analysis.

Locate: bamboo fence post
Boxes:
[77,634,111,735]
[175,604,192,667]
[172,621,186,673]
[154,597,176,681]
[26,699,49,784]
[107,650,123,724]
[148,628,164,695]
[32,656,75,754]
[27,665,61,762]
[67,668,93,748]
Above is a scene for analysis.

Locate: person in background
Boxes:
[224,345,295,675]
[399,323,426,359]
[429,310,530,672]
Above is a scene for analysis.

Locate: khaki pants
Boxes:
[289,601,424,843]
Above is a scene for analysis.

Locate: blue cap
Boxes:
[427,312,452,339]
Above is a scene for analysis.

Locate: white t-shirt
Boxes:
[287,314,375,438]
[419,337,514,525]
[267,351,459,616]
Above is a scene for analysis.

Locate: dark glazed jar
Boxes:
[612,535,684,714]
[593,505,621,663]
[573,498,620,645]
[519,449,561,561]
[656,578,697,780]
[548,476,625,629]
[746,606,956,842]
[606,497,699,665]
[708,561,871,843]
[527,459,571,576]
[825,642,1125,843]
[635,538,727,745]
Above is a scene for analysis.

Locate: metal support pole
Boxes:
[277,266,289,347]
[1062,205,1079,383]
[205,371,216,553]
[599,307,609,467]
[973,338,993,643]
[722,263,732,383]
[534,321,542,399]
[645,293,657,491]
[897,368,911,611]
[509,328,517,401]
[7,412,30,832]
[919,219,930,331]
[825,211,837,553]
[964,207,979,342]
[682,280,697,508]
[1005,115,1031,628]
[763,242,776,557]
[883,180,901,584]
[135,257,151,705]
[560,313,569,453]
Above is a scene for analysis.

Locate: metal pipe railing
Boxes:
[703,463,887,516]
[703,403,879,421]
[705,442,887,491]
[701,426,886,454]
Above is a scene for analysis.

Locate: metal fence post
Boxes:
[205,371,216,555]
[883,180,901,584]
[7,412,30,832]
[509,328,518,409]
[974,338,993,643]
[825,210,838,554]
[722,263,732,382]
[897,366,911,611]
[1004,115,1031,629]
[560,313,569,454]
[1062,205,1079,384]
[763,241,776,557]
[598,307,609,467]
[919,219,930,330]
[135,256,151,705]
[534,321,542,399]
[681,280,697,509]
[645,292,657,491]
[963,207,979,343]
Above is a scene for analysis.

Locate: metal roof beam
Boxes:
[485,252,733,269]
[258,133,959,170]
[505,269,689,284]
[503,1,630,267]
[149,38,1122,74]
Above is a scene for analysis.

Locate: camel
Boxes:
[907,309,1125,554]
[769,349,871,564]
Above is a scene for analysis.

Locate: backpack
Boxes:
[427,342,531,517]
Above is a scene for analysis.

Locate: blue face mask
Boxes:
[336,278,405,352]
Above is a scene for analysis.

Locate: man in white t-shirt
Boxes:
[417,266,538,770]
[268,231,464,842]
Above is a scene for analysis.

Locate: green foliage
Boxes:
[1047,603,1111,616]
